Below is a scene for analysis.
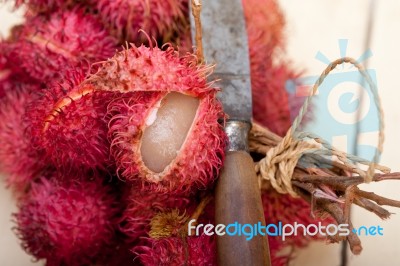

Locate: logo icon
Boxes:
[285,39,380,163]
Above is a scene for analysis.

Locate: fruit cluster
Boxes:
[0,0,329,265]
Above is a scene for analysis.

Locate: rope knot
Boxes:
[255,57,388,197]
[257,133,317,197]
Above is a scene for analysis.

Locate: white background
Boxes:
[1,0,399,265]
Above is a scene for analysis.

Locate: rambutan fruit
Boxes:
[0,41,30,97]
[95,243,137,266]
[243,0,304,136]
[134,234,216,266]
[10,9,117,81]
[89,45,226,195]
[0,83,45,192]
[107,91,225,195]
[96,0,188,44]
[251,63,302,136]
[0,43,8,71]
[171,0,301,136]
[170,23,193,56]
[243,0,286,57]
[250,0,308,136]
[0,64,11,98]
[14,174,119,266]
[134,234,289,266]
[13,0,93,14]
[261,188,334,250]
[120,187,193,241]
[26,67,115,172]
[187,193,325,266]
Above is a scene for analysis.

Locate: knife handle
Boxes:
[215,150,271,266]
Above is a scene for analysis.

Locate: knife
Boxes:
[190,1,271,265]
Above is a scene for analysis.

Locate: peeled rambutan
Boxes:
[26,67,115,172]
[89,45,226,195]
[134,234,216,266]
[14,174,119,266]
[107,91,225,195]
[96,0,188,44]
[0,83,45,192]
[120,187,193,241]
[10,9,117,81]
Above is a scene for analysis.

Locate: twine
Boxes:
[256,57,387,197]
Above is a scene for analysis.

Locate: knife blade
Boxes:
[190,1,271,265]
[200,0,252,122]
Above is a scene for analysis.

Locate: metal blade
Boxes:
[190,0,252,122]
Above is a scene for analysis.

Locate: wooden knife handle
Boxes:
[215,151,271,266]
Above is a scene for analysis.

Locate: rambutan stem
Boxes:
[354,198,390,220]
[295,189,363,255]
[43,86,95,132]
[191,0,204,64]
[356,188,400,208]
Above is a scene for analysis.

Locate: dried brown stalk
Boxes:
[191,0,204,64]
[250,121,400,254]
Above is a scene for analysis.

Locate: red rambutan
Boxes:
[188,193,327,266]
[243,0,303,136]
[0,64,11,98]
[134,234,291,266]
[94,241,137,266]
[0,41,32,97]
[261,188,334,249]
[173,0,301,136]
[14,174,119,266]
[89,45,226,195]
[120,187,193,241]
[26,67,115,172]
[251,63,302,136]
[134,234,216,266]
[13,0,93,14]
[243,0,286,57]
[173,24,193,56]
[10,9,117,81]
[0,83,45,192]
[96,0,188,44]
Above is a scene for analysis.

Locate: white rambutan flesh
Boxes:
[140,92,200,174]
[107,90,225,195]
